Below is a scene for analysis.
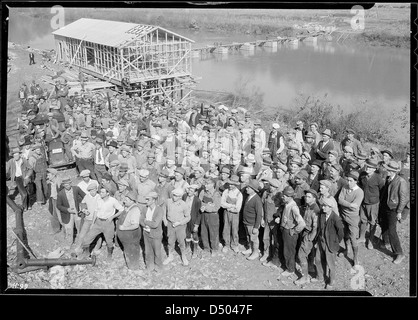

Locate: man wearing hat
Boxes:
[104,140,119,167]
[295,189,320,285]
[155,169,174,207]
[6,147,32,211]
[378,149,394,180]
[303,131,317,162]
[379,161,409,264]
[136,169,156,197]
[77,169,99,194]
[115,163,136,192]
[275,186,306,278]
[118,145,136,175]
[28,143,49,206]
[294,120,307,149]
[293,170,310,206]
[183,184,203,258]
[340,146,356,177]
[116,190,143,270]
[260,178,282,267]
[56,177,86,246]
[268,123,284,162]
[314,129,334,162]
[75,182,102,254]
[140,191,165,272]
[340,128,363,157]
[220,175,243,254]
[80,187,124,261]
[309,123,322,146]
[257,157,274,182]
[337,171,364,266]
[240,179,263,260]
[93,137,109,183]
[215,166,231,194]
[46,167,62,234]
[369,146,381,162]
[314,196,344,289]
[141,152,160,183]
[71,131,96,177]
[318,180,335,213]
[114,179,131,204]
[358,159,384,250]
[102,172,118,196]
[327,163,348,198]
[287,156,302,189]
[172,167,189,194]
[198,178,222,257]
[354,150,368,171]
[163,188,191,266]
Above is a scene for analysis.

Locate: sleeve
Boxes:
[335,215,345,242]
[56,193,69,214]
[338,188,351,207]
[114,198,124,212]
[397,178,409,213]
[292,205,306,233]
[308,210,319,241]
[220,190,229,209]
[254,197,264,229]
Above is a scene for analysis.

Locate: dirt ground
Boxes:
[5,42,411,296]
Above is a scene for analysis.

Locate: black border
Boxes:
[1,0,417,313]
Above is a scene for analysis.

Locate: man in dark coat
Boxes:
[56,177,86,245]
[29,51,35,65]
[314,129,335,162]
[183,184,202,258]
[313,196,344,289]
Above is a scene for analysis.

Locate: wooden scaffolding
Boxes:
[52,18,196,107]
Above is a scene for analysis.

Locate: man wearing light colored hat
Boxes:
[136,169,156,197]
[276,186,306,279]
[71,130,96,176]
[337,170,364,266]
[140,191,165,272]
[220,175,243,253]
[379,160,409,264]
[163,188,191,266]
[315,129,335,161]
[114,179,131,204]
[268,123,285,162]
[314,195,344,289]
[77,169,99,194]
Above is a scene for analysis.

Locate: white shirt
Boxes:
[15,159,23,177]
[95,148,106,165]
[96,196,124,219]
[144,205,156,232]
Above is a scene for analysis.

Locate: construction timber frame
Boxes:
[53,18,196,108]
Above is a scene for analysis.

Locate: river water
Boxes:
[8,12,409,113]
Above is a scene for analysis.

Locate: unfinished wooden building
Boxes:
[52,18,196,106]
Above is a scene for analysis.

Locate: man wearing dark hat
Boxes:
[155,169,174,207]
[141,152,160,183]
[57,178,86,246]
[276,186,306,278]
[117,190,142,270]
[308,160,322,192]
[340,128,363,157]
[295,189,320,285]
[314,196,344,289]
[114,163,136,192]
[314,129,334,162]
[172,167,190,194]
[105,140,119,167]
[260,178,282,267]
[198,178,222,257]
[140,191,165,272]
[220,175,243,254]
[378,149,394,180]
[358,159,384,250]
[241,179,264,260]
[6,147,32,211]
[337,171,364,266]
[379,161,409,264]
[293,170,310,207]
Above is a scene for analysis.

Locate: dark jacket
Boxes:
[56,186,86,224]
[242,193,263,229]
[315,139,335,161]
[380,174,409,213]
[359,171,384,205]
[316,211,344,253]
[182,194,202,226]
[139,204,164,239]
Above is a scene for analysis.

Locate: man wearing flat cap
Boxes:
[314,129,335,162]
[71,131,96,176]
[358,159,384,250]
[114,179,131,204]
[327,163,348,198]
[260,178,282,267]
[377,148,394,180]
[379,161,409,265]
[318,180,336,213]
[163,188,191,266]
[313,196,344,289]
[293,170,310,206]
[337,170,364,266]
[28,143,49,206]
[340,128,363,157]
[77,169,99,195]
[117,190,143,270]
[275,186,306,279]
[136,169,156,197]
[183,184,203,258]
[295,189,320,285]
[140,191,165,272]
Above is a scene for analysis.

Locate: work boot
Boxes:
[163,252,174,265]
[352,246,359,266]
[259,250,269,262]
[107,247,114,261]
[393,254,405,265]
[247,249,260,260]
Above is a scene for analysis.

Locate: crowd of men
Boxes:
[6,79,411,289]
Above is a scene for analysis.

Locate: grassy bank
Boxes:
[14,5,410,49]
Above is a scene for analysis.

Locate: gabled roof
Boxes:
[52,18,194,47]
